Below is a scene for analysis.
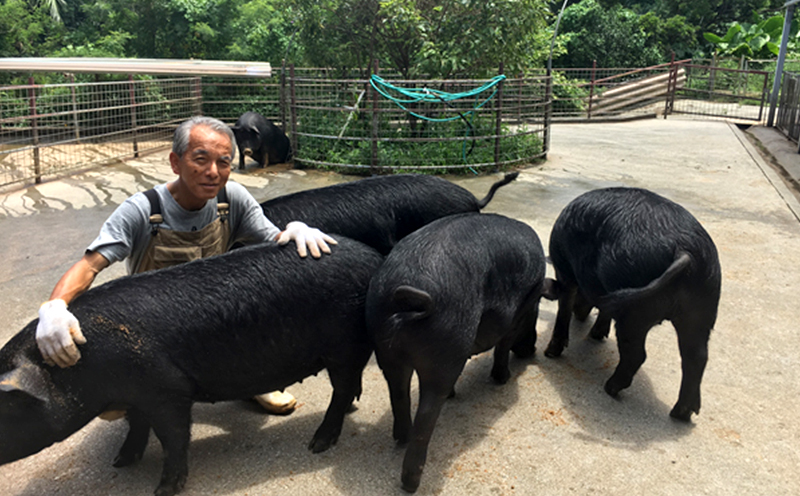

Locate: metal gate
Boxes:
[668,63,770,123]
[775,71,800,141]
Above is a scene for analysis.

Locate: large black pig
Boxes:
[544,187,721,421]
[365,213,548,493]
[260,172,518,255]
[231,111,291,169]
[0,238,383,496]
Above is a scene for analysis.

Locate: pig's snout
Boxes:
[243,148,253,157]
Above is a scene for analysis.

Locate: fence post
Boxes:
[69,74,80,143]
[587,60,597,119]
[371,59,379,172]
[280,60,287,132]
[664,52,676,119]
[129,75,139,158]
[289,64,299,166]
[494,62,505,169]
[28,77,41,184]
[544,69,552,159]
[194,77,203,116]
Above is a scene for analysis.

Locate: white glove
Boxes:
[36,299,87,368]
[276,221,338,258]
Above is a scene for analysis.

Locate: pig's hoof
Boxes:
[401,470,422,493]
[669,403,698,422]
[154,478,185,496]
[511,343,536,358]
[491,367,511,385]
[544,341,564,358]
[308,433,338,453]
[113,450,142,468]
[589,326,609,341]
[604,378,626,398]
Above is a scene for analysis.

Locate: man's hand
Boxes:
[276,221,338,258]
[36,299,87,368]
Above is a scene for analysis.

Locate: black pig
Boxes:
[544,187,721,421]
[365,213,547,492]
[231,111,291,169]
[0,238,383,496]
[260,172,518,255]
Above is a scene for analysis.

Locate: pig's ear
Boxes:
[392,285,433,320]
[0,363,50,403]
[249,124,261,136]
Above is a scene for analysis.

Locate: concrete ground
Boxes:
[1,118,799,495]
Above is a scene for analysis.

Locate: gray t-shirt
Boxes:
[87,182,280,274]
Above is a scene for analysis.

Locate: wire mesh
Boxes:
[1,77,199,189]
[672,64,770,122]
[776,71,800,142]
[288,70,549,173]
[542,64,683,121]
[200,76,282,126]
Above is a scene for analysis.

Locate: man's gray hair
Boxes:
[172,116,237,160]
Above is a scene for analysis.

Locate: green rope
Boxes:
[370,74,506,122]
[370,74,505,171]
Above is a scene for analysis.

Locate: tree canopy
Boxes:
[0,0,796,74]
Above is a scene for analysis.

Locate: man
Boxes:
[35,116,335,415]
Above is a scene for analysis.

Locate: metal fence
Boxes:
[544,61,686,121]
[1,76,200,188]
[544,59,771,123]
[1,59,794,189]
[284,67,548,172]
[776,71,800,142]
[671,64,770,122]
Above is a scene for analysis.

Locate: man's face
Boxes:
[169,125,233,207]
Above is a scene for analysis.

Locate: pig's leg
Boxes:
[604,316,649,397]
[308,347,371,453]
[113,408,151,467]
[573,291,593,321]
[669,313,711,421]
[401,365,463,493]
[511,300,540,359]
[148,399,192,496]
[545,284,576,358]
[589,311,613,341]
[377,352,414,444]
[491,337,513,385]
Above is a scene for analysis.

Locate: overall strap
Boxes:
[143,188,162,236]
[216,185,229,224]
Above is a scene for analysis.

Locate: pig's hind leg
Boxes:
[401,363,464,493]
[113,408,151,467]
[376,352,415,445]
[545,283,577,358]
[589,311,612,341]
[669,310,712,421]
[604,313,652,398]
[308,346,372,453]
[145,398,193,496]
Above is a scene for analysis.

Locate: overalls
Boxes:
[99,186,230,421]
[136,186,231,273]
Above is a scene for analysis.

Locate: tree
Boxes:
[553,0,664,68]
[703,14,791,59]
[289,0,551,78]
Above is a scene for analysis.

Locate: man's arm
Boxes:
[49,251,110,304]
[37,251,110,368]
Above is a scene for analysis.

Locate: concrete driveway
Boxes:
[0,118,798,495]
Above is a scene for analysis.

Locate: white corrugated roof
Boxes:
[0,57,272,77]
